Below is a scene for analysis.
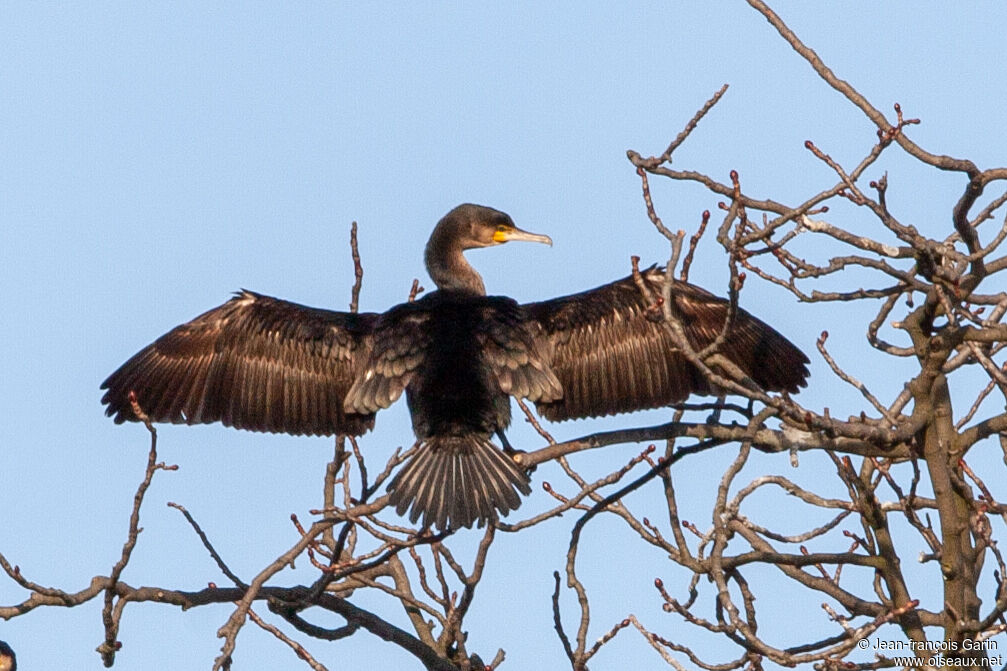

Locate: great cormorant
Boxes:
[102,204,809,530]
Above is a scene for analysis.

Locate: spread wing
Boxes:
[524,267,809,422]
[101,291,379,436]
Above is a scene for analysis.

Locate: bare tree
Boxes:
[3,2,1006,670]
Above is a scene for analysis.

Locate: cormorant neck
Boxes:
[425,226,486,295]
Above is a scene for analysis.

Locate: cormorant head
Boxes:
[426,204,552,294]
[439,204,553,250]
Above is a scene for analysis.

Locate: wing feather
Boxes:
[343,306,427,415]
[473,300,562,404]
[524,267,809,422]
[101,291,378,436]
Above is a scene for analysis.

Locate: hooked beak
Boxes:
[494,226,553,246]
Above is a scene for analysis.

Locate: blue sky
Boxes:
[2,3,1006,669]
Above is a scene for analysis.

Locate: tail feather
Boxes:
[388,435,531,531]
[399,447,441,518]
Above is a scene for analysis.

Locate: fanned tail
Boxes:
[387,435,531,531]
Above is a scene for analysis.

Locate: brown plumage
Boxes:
[102,292,378,436]
[102,204,809,531]
[526,266,806,421]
